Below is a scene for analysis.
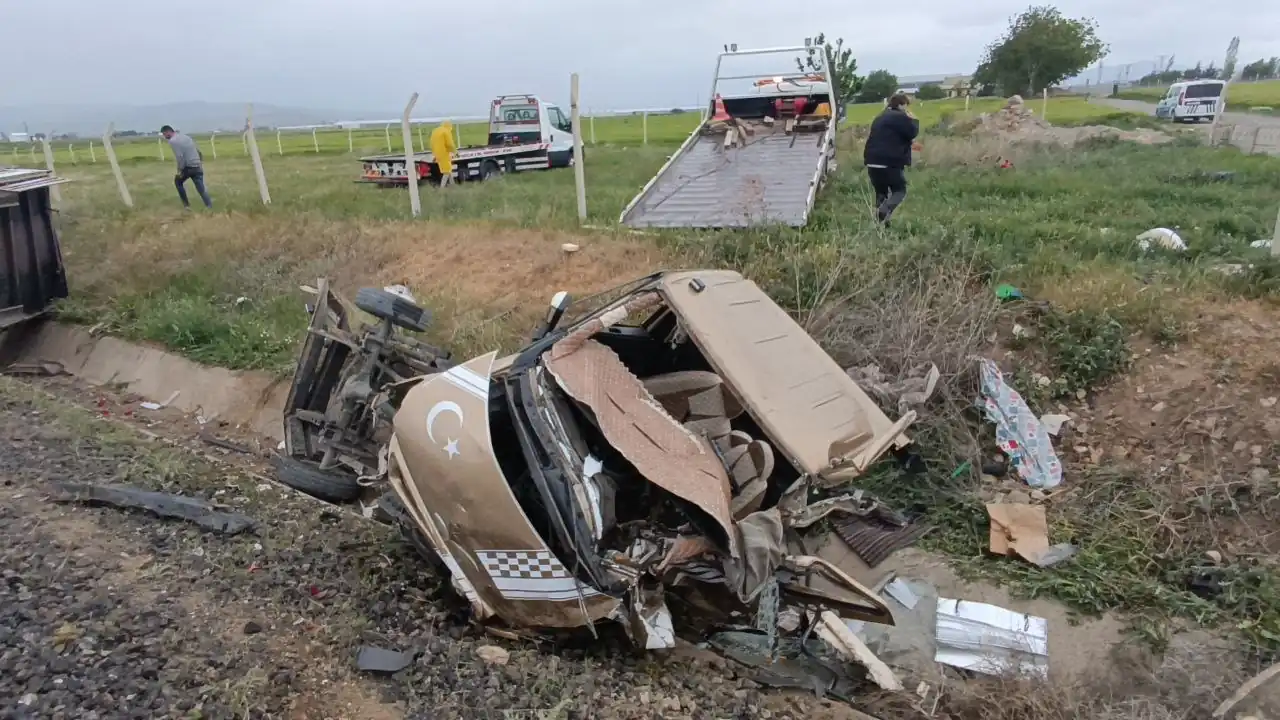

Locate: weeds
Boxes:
[1039,308,1132,398]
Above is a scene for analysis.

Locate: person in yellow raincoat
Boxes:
[429,120,457,187]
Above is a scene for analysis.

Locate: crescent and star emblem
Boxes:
[426,400,463,459]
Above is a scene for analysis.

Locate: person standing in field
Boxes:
[161,125,213,210]
[862,93,920,227]
[429,120,457,187]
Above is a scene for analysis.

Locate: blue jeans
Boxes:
[175,167,213,208]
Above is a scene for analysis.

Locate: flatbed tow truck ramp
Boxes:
[620,45,840,229]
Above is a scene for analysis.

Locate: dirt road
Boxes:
[0,375,811,720]
[1092,97,1280,155]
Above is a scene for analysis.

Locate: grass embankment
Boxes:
[1118,78,1280,112]
[47,100,1280,659]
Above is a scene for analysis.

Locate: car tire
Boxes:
[479,160,502,181]
[270,454,362,503]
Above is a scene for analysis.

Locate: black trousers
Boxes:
[867,166,907,224]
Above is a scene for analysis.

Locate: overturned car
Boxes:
[279,271,916,649]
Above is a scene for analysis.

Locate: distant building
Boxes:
[7,132,30,143]
[896,73,974,98]
[939,75,973,97]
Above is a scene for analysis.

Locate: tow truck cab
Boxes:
[488,95,576,167]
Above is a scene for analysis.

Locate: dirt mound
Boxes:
[970,95,1171,146]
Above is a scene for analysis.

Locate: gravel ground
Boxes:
[0,375,866,720]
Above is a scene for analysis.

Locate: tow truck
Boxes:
[620,45,840,229]
[359,95,577,186]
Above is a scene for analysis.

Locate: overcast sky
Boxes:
[5,0,1278,116]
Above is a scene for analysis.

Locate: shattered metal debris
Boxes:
[934,598,1048,679]
[2,360,67,376]
[198,425,253,454]
[52,482,256,535]
[356,645,415,674]
[833,515,932,568]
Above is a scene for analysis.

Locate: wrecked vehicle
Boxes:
[279,271,916,649]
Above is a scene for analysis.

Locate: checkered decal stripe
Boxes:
[474,550,602,601]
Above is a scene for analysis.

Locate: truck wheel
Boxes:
[270,454,362,503]
[480,160,502,181]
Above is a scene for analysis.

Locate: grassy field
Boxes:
[3,97,1143,168]
[1,111,706,168]
[31,95,1280,677]
[1117,78,1280,111]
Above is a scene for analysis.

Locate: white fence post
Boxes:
[401,92,421,218]
[570,73,587,223]
[312,128,320,153]
[1042,88,1049,118]
[590,113,597,145]
[1272,204,1280,258]
[68,144,77,164]
[643,111,648,145]
[965,95,971,112]
[347,127,353,153]
[454,122,460,148]
[41,137,61,205]
[241,132,248,156]
[384,123,392,152]
[276,129,283,156]
[29,144,36,162]
[89,140,97,163]
[210,133,218,159]
[157,136,165,161]
[416,126,424,152]
[103,123,133,208]
[245,104,272,205]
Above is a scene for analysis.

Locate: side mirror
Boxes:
[532,291,571,341]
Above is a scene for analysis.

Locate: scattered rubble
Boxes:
[356,645,415,675]
[969,95,1172,146]
[51,482,256,535]
[987,503,1078,568]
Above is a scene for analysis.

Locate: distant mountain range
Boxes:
[0,101,386,137]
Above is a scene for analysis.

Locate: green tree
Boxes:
[973,5,1107,96]
[1241,57,1280,81]
[916,83,947,100]
[796,33,863,101]
[858,70,899,103]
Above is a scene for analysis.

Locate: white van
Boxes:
[1154,80,1225,123]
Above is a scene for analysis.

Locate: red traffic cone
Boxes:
[710,94,730,122]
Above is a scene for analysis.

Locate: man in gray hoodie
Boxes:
[162,125,213,209]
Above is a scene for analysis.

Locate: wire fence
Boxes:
[1,106,708,168]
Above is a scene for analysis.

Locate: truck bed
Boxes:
[360,142,549,164]
[619,122,833,229]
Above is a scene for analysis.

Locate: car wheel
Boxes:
[480,160,502,181]
[270,454,362,503]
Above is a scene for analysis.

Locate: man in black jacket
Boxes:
[862,93,920,226]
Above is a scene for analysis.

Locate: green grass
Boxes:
[1117,78,1280,112]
